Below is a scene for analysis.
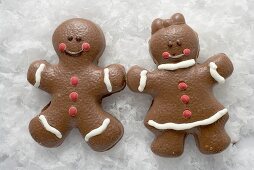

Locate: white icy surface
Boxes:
[0,0,254,169]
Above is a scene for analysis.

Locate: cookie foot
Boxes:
[195,115,230,154]
[78,115,123,152]
[29,113,71,148]
[151,130,186,157]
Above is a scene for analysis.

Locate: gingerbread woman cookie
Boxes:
[27,18,126,151]
[127,13,233,157]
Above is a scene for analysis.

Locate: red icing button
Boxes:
[180,95,190,104]
[69,92,78,101]
[69,106,77,117]
[178,82,188,90]
[183,109,192,118]
[70,76,79,86]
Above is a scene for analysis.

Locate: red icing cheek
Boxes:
[162,51,170,59]
[183,48,191,56]
[82,42,90,52]
[58,43,66,52]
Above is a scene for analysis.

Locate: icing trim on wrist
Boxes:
[39,115,62,138]
[158,59,195,71]
[148,108,227,130]
[209,62,225,84]
[34,64,45,88]
[104,68,112,92]
[85,118,110,142]
[138,70,148,92]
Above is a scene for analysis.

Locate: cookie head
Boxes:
[149,13,199,65]
[52,18,105,63]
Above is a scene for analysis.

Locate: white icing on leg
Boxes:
[138,70,148,92]
[85,118,110,142]
[34,64,45,88]
[158,59,195,71]
[39,115,62,138]
[148,108,228,130]
[209,62,225,84]
[103,68,112,92]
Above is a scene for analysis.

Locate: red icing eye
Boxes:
[162,52,170,59]
[82,42,90,52]
[183,48,191,56]
[58,43,66,52]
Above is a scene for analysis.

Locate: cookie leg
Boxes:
[29,108,71,148]
[77,112,124,152]
[151,130,186,157]
[194,114,230,154]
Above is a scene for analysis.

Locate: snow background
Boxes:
[0,0,254,169]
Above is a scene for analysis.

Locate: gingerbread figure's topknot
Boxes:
[151,18,163,35]
[151,13,186,34]
[171,13,185,25]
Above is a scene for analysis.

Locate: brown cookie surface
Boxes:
[127,13,233,157]
[27,18,125,151]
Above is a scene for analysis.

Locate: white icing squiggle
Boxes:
[85,118,110,142]
[171,54,184,59]
[34,64,45,88]
[148,108,228,130]
[138,70,148,92]
[209,62,225,84]
[39,115,62,138]
[104,68,112,92]
[158,59,195,71]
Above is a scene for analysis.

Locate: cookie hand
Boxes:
[127,65,156,94]
[27,60,54,93]
[102,64,126,94]
[205,53,234,83]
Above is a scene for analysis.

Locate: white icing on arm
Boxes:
[39,115,62,138]
[138,70,148,92]
[34,64,45,88]
[209,62,225,84]
[85,118,110,142]
[148,108,227,130]
[104,68,112,92]
[158,59,195,71]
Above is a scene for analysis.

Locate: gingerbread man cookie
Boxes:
[27,18,125,151]
[127,13,233,157]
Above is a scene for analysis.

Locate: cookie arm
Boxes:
[27,60,54,93]
[205,53,234,84]
[127,65,155,94]
[102,64,126,94]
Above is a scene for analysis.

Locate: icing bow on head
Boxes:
[151,13,186,34]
